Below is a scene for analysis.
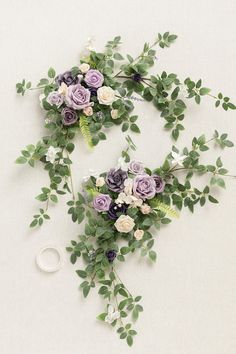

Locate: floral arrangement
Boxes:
[66,132,235,346]
[15,34,235,227]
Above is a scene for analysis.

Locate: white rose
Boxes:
[96,177,105,187]
[79,63,90,74]
[97,86,115,105]
[114,215,135,233]
[83,106,93,116]
[111,109,118,119]
[124,178,133,195]
[140,203,151,214]
[134,229,144,240]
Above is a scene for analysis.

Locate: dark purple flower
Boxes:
[66,84,91,110]
[61,107,78,126]
[133,174,156,200]
[93,194,112,212]
[84,69,104,88]
[56,71,78,86]
[132,73,142,82]
[88,87,98,96]
[108,202,128,220]
[106,168,128,193]
[106,250,117,263]
[152,175,165,193]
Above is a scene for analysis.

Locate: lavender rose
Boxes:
[152,175,165,193]
[56,71,78,86]
[66,84,91,110]
[61,107,78,126]
[106,168,128,193]
[133,174,156,200]
[129,160,145,175]
[84,69,104,88]
[108,202,128,220]
[46,91,64,107]
[93,194,112,212]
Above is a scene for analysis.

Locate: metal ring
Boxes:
[36,245,63,273]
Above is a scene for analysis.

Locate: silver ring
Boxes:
[36,245,63,273]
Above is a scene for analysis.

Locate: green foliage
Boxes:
[79,115,93,148]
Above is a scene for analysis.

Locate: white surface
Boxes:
[1,1,236,353]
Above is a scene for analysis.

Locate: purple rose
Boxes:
[46,91,64,107]
[129,160,145,175]
[84,69,104,88]
[61,107,78,126]
[106,168,128,193]
[93,194,112,212]
[133,174,156,200]
[152,175,165,193]
[56,71,78,86]
[66,84,91,110]
[108,202,128,220]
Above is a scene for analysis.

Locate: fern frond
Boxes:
[149,199,179,218]
[80,115,93,148]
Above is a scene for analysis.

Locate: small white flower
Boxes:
[39,93,45,108]
[134,229,144,240]
[79,63,90,74]
[140,203,151,214]
[96,177,105,187]
[45,146,60,164]
[105,305,120,324]
[58,82,68,96]
[124,178,133,195]
[171,152,186,167]
[97,86,115,106]
[83,106,93,117]
[115,157,128,171]
[83,169,99,182]
[111,109,118,119]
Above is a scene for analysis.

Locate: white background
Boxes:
[0,1,236,353]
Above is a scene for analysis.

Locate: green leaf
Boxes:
[120,247,130,255]
[30,219,38,228]
[199,87,211,96]
[76,270,87,278]
[149,250,157,262]
[50,194,58,203]
[97,313,107,321]
[130,123,140,133]
[122,122,129,132]
[217,178,226,189]
[216,157,223,168]
[83,285,90,298]
[126,336,133,347]
[15,156,27,164]
[208,195,219,203]
[113,53,124,60]
[48,67,56,78]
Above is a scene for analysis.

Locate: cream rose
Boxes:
[114,215,135,233]
[140,203,151,214]
[83,106,93,116]
[97,86,115,105]
[96,177,105,187]
[111,109,118,119]
[58,82,68,96]
[79,63,90,74]
[134,229,144,240]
